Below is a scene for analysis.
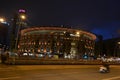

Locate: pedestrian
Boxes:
[1,53,6,63]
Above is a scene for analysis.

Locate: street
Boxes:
[0,64,120,80]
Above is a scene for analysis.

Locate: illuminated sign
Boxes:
[19,9,26,13]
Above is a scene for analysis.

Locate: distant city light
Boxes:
[1,22,9,25]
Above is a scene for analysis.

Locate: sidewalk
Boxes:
[0,64,100,70]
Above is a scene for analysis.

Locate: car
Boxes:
[115,58,120,62]
[106,57,116,62]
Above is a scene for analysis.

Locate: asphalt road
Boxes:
[0,64,120,80]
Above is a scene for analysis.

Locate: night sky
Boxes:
[0,0,120,40]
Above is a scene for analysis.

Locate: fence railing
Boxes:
[4,56,120,65]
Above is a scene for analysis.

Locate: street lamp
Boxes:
[0,18,5,23]
[20,14,26,20]
[118,42,120,45]
[15,13,26,50]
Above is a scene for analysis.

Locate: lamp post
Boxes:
[117,41,120,57]
[0,17,7,51]
[15,13,26,51]
[0,17,5,23]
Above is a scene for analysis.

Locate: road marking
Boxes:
[0,76,20,80]
[102,76,120,80]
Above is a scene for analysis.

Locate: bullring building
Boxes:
[18,27,96,59]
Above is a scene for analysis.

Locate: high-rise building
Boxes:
[10,9,27,51]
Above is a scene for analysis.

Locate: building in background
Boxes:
[18,27,96,59]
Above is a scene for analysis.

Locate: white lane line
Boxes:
[102,76,120,80]
[0,76,20,80]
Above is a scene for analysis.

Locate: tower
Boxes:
[10,9,27,51]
